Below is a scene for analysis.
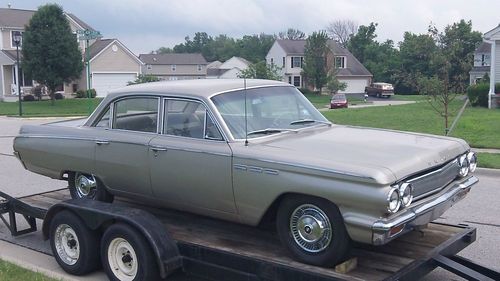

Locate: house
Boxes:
[0,7,142,100]
[474,24,500,108]
[207,56,250,79]
[469,42,491,84]
[265,39,372,93]
[139,53,207,80]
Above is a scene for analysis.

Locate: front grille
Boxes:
[406,160,460,200]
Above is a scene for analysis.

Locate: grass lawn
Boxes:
[302,93,370,109]
[0,98,102,117]
[477,153,500,169]
[392,94,429,101]
[0,259,57,281]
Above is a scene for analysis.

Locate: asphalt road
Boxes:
[0,116,499,280]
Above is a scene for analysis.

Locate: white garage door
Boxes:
[338,78,370,94]
[92,73,137,97]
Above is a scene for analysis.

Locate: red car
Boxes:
[330,93,348,109]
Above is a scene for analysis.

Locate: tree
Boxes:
[347,22,377,63]
[302,31,330,91]
[238,61,282,80]
[278,28,306,40]
[154,47,174,54]
[127,74,160,85]
[326,19,358,48]
[326,69,347,94]
[22,4,83,104]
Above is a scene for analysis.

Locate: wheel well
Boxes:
[258,193,307,229]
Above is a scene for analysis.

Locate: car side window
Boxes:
[164,100,223,140]
[113,97,159,133]
[95,107,111,128]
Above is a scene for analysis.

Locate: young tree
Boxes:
[238,61,282,80]
[326,19,358,48]
[302,31,330,91]
[22,4,83,104]
[278,28,306,40]
[326,69,347,94]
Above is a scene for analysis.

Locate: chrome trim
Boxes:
[162,145,231,157]
[386,187,401,213]
[406,159,458,183]
[233,164,247,171]
[111,96,161,133]
[15,135,98,142]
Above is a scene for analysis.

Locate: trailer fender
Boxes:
[42,199,181,278]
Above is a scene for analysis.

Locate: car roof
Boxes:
[106,79,290,100]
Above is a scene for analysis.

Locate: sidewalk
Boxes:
[473,148,500,154]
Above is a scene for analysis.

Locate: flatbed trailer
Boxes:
[1,188,499,281]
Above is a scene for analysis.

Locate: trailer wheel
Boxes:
[50,210,101,275]
[277,195,350,266]
[69,172,113,202]
[101,223,160,281]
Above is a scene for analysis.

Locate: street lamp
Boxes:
[13,32,22,116]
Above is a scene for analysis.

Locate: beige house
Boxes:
[139,53,207,80]
[207,56,250,79]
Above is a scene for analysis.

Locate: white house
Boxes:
[207,56,250,79]
[469,42,491,84]
[265,39,372,93]
[483,24,500,108]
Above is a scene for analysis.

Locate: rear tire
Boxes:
[277,195,350,266]
[68,172,114,202]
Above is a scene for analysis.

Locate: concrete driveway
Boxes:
[0,116,498,280]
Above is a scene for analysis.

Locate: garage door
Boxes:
[92,73,137,97]
[338,78,370,94]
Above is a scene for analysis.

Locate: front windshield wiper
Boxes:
[247,128,297,136]
[289,119,332,126]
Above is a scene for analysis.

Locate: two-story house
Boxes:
[0,7,142,100]
[139,53,207,80]
[265,39,372,93]
[469,42,491,84]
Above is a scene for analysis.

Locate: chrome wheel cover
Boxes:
[107,237,138,281]
[290,204,332,253]
[54,224,80,265]
[75,173,97,199]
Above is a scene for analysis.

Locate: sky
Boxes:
[1,0,498,55]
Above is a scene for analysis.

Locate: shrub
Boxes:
[467,83,500,107]
[75,89,96,98]
[54,92,64,100]
[298,88,319,95]
[23,94,35,102]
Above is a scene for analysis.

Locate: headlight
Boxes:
[387,187,401,213]
[458,154,469,177]
[467,152,477,173]
[399,183,413,207]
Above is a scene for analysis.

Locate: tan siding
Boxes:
[90,43,140,72]
[3,65,13,95]
[143,64,206,76]
[2,29,14,50]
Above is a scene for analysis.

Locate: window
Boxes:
[293,76,301,87]
[164,99,222,140]
[291,57,302,68]
[197,64,202,71]
[335,56,346,69]
[95,107,111,128]
[288,76,292,84]
[113,97,159,133]
[270,58,274,65]
[282,57,285,67]
[11,31,23,48]
[146,64,152,70]
[171,64,176,71]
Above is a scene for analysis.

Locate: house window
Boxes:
[171,64,176,71]
[481,54,490,66]
[270,58,274,65]
[11,31,23,48]
[291,57,302,68]
[335,56,346,69]
[282,57,285,67]
[293,76,301,87]
[146,64,152,70]
[197,64,202,71]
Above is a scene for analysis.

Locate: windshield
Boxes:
[211,86,329,139]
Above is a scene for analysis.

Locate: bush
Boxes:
[54,92,64,100]
[23,94,35,102]
[467,83,500,107]
[75,89,97,98]
[298,88,319,95]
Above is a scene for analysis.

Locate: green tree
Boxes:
[22,4,83,104]
[302,31,330,91]
[127,74,160,85]
[237,33,276,63]
[238,61,282,80]
[347,22,377,63]
[326,69,347,93]
[278,28,306,40]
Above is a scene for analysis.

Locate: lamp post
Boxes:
[13,33,22,116]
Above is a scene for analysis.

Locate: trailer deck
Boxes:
[2,188,495,281]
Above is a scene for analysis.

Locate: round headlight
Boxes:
[458,154,469,177]
[399,183,413,207]
[467,152,477,173]
[387,188,401,213]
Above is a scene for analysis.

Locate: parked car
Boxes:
[365,82,394,98]
[330,93,348,109]
[13,79,478,267]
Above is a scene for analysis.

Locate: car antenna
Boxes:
[244,78,249,146]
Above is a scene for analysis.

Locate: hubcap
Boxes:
[290,204,332,253]
[75,173,97,199]
[107,238,138,281]
[54,224,80,265]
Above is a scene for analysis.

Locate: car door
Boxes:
[92,96,160,196]
[149,98,235,213]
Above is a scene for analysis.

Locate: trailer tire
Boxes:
[101,223,160,281]
[68,172,114,203]
[277,195,350,266]
[49,210,101,275]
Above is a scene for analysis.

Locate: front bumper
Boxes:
[371,176,478,245]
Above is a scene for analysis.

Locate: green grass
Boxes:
[302,93,369,109]
[0,259,58,281]
[392,94,429,101]
[0,98,102,117]
[477,153,500,169]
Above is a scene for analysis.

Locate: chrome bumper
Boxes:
[372,176,478,245]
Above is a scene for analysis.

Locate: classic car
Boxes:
[365,82,395,98]
[330,93,348,109]
[13,79,478,267]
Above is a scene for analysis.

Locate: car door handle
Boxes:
[150,146,167,152]
[95,140,110,145]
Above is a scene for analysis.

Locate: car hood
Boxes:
[243,125,469,185]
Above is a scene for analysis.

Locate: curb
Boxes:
[475,167,500,177]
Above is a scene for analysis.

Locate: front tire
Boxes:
[68,172,114,202]
[277,195,350,266]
